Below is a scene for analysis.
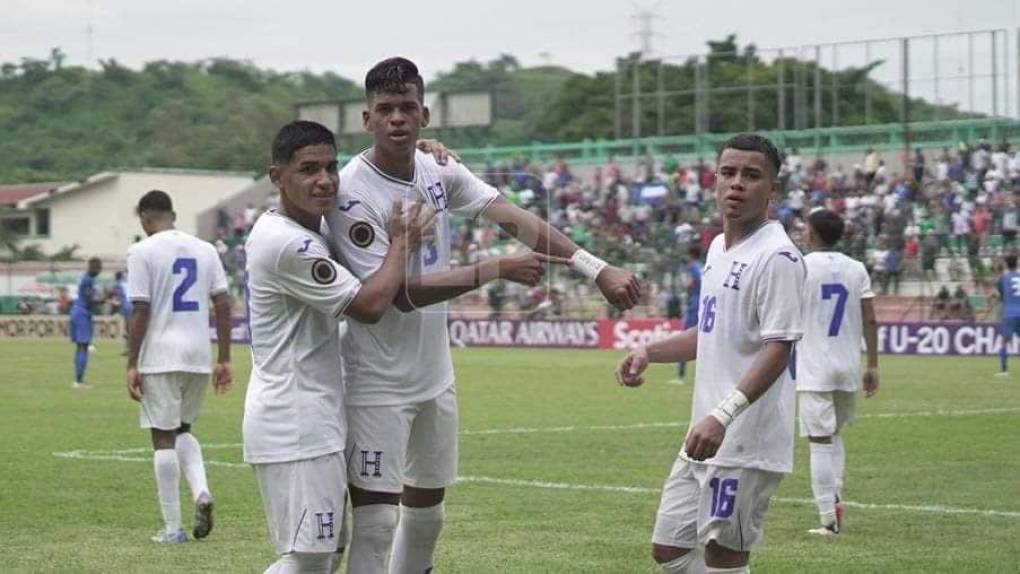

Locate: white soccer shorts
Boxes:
[346,386,458,492]
[798,391,856,438]
[138,372,209,430]
[652,457,783,552]
[253,452,347,555]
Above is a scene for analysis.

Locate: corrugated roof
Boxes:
[0,182,70,207]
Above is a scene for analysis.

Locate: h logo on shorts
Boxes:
[722,261,749,291]
[315,512,335,539]
[360,450,383,477]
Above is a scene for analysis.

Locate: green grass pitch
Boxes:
[2,340,1018,572]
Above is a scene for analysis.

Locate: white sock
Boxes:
[264,552,333,574]
[809,442,837,525]
[705,567,749,573]
[175,432,210,502]
[153,449,181,532]
[347,504,399,574]
[661,547,705,573]
[832,435,846,496]
[390,503,446,574]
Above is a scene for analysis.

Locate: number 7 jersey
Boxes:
[796,250,874,392]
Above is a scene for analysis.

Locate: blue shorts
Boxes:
[1002,318,1020,339]
[69,309,93,344]
[683,306,699,330]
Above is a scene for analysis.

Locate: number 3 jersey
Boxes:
[796,251,874,393]
[126,229,229,374]
[325,151,500,407]
[693,221,806,473]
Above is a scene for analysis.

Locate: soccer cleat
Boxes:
[151,529,187,544]
[807,522,839,537]
[72,382,91,390]
[665,378,685,385]
[193,497,214,540]
[995,371,1010,378]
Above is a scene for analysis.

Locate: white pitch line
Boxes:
[457,475,1020,519]
[461,407,1020,436]
[52,451,1020,518]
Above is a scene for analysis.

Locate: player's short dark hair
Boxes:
[1006,254,1018,270]
[272,121,336,165]
[717,133,783,178]
[137,190,173,214]
[365,57,425,103]
[808,209,845,247]
[687,245,702,260]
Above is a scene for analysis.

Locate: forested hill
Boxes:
[0,38,969,183]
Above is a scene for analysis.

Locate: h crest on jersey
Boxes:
[360,450,383,477]
[315,512,335,540]
[722,261,750,290]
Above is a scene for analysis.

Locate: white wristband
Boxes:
[570,249,608,281]
[709,390,750,428]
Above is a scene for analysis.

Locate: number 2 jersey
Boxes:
[126,229,229,374]
[796,251,874,393]
[693,221,806,473]
[325,150,500,407]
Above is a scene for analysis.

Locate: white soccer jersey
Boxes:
[325,150,500,406]
[796,251,874,392]
[242,212,362,464]
[126,229,229,374]
[691,221,806,473]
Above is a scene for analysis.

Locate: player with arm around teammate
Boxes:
[797,208,879,536]
[243,121,429,573]
[615,134,806,573]
[325,57,640,574]
[125,190,234,544]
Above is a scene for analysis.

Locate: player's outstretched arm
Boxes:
[393,251,570,312]
[125,301,151,401]
[861,298,879,397]
[684,340,793,461]
[616,327,698,387]
[482,197,641,310]
[211,291,233,394]
[348,201,428,323]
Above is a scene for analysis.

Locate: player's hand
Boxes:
[213,361,233,394]
[596,266,641,311]
[497,252,570,287]
[387,200,436,253]
[863,367,879,398]
[126,367,143,402]
[416,139,461,165]
[683,415,727,461]
[615,347,649,387]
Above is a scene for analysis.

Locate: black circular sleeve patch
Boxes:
[311,258,337,285]
[349,222,375,248]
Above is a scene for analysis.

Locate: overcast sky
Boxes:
[3,0,1018,81]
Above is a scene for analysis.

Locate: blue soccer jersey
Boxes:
[73,274,95,315]
[998,272,1020,319]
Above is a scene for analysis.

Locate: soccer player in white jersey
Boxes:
[325,57,640,574]
[615,134,805,574]
[243,121,430,573]
[125,190,233,544]
[798,208,879,536]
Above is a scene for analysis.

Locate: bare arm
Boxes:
[615,328,698,387]
[125,302,150,401]
[861,298,879,397]
[393,253,565,312]
[211,291,233,394]
[483,197,641,309]
[347,201,425,323]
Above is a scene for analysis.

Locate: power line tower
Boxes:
[620,2,663,152]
